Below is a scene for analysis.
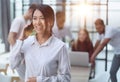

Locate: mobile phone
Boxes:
[24,23,34,37]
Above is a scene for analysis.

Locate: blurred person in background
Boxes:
[8,4,37,48]
[72,28,95,79]
[91,18,120,82]
[52,11,74,44]
[72,28,94,58]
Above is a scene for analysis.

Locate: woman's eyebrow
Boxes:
[33,15,44,18]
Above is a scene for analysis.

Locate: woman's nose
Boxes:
[36,19,41,25]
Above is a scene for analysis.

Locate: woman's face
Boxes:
[78,30,87,42]
[32,9,46,35]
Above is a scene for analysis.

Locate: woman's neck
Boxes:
[36,34,51,45]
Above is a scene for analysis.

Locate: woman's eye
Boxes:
[33,17,37,20]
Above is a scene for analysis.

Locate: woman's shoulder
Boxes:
[52,36,65,46]
[51,36,67,50]
[48,36,67,52]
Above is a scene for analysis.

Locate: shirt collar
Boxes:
[31,35,53,47]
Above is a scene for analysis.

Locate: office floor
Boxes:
[89,51,120,82]
[0,42,120,82]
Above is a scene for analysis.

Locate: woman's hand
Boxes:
[18,26,27,41]
[27,77,36,82]
[19,24,33,40]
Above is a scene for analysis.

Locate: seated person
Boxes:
[72,28,94,59]
[72,28,95,79]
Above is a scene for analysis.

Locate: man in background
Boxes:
[91,18,120,82]
[52,11,74,43]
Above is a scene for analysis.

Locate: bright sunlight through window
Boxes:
[79,4,93,17]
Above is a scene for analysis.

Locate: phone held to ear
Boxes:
[24,23,35,37]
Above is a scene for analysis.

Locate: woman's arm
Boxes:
[9,25,27,69]
[9,40,24,69]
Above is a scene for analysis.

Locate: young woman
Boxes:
[72,28,94,59]
[72,28,95,79]
[10,4,71,82]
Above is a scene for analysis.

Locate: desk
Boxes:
[11,75,20,82]
[71,66,91,82]
[7,70,20,82]
[0,63,9,75]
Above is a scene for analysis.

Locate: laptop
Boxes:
[69,51,90,67]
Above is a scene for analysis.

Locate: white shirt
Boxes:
[9,35,71,82]
[98,26,120,55]
[52,25,73,41]
[10,16,29,39]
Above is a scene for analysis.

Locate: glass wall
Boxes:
[42,0,120,51]
[10,0,29,19]
[0,0,120,54]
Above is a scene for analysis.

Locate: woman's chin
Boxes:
[79,39,85,42]
[36,31,43,34]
